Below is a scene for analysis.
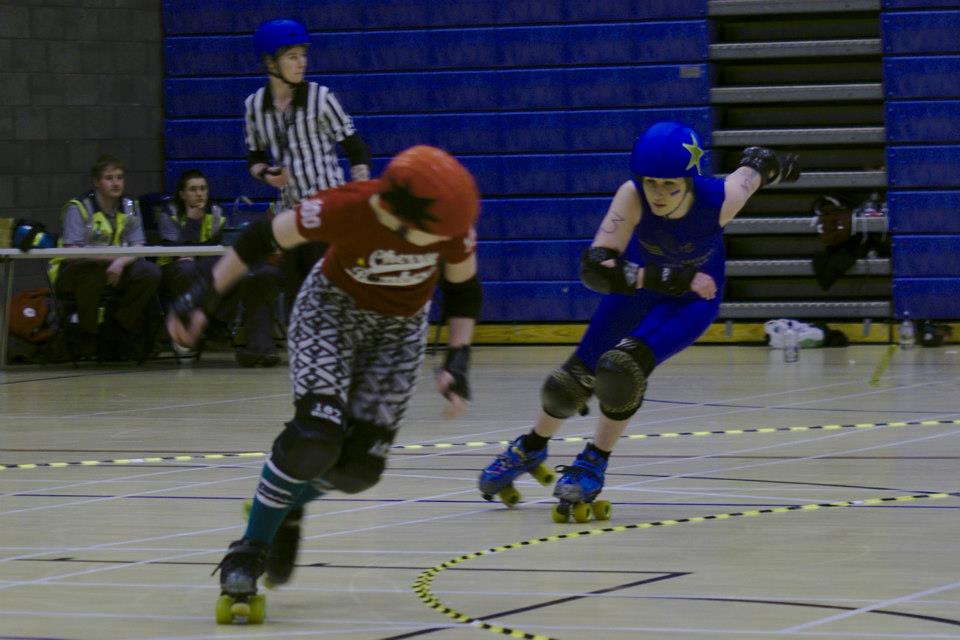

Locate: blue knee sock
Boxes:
[244,458,308,545]
[290,477,329,509]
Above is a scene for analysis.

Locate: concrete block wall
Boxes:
[0,0,164,234]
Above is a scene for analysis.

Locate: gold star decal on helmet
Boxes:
[682,133,705,175]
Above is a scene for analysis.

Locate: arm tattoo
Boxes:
[600,209,626,234]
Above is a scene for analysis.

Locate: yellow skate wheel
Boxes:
[243,498,253,520]
[531,464,556,486]
[231,601,251,620]
[498,486,521,507]
[215,595,235,624]
[551,504,570,523]
[592,500,612,521]
[248,594,266,624]
[572,502,592,523]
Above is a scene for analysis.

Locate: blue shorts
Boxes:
[574,289,721,371]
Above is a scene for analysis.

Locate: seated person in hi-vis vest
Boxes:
[157,169,282,366]
[49,154,161,360]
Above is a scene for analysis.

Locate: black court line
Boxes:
[379,573,688,640]
[616,472,940,495]
[0,366,177,386]
[11,493,960,510]
[644,396,960,415]
[655,595,960,628]
[14,557,678,576]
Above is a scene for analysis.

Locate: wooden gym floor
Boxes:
[1,344,959,640]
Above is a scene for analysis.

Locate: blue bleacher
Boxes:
[894,279,960,319]
[166,22,709,76]
[888,191,960,233]
[165,108,713,159]
[167,152,648,201]
[163,0,707,35]
[882,11,960,54]
[882,0,960,8]
[166,65,711,118]
[886,100,960,142]
[885,4,960,319]
[887,145,960,188]
[883,56,960,98]
[162,1,713,323]
[480,281,600,322]
[476,198,606,240]
[893,236,960,276]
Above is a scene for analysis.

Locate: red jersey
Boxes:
[294,180,476,317]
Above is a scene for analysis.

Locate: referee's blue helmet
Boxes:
[254,19,310,60]
[630,121,707,179]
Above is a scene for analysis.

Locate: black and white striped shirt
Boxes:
[244,81,358,206]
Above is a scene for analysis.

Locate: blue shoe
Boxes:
[553,447,607,505]
[478,436,553,506]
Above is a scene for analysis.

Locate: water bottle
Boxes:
[899,319,915,350]
[783,325,799,363]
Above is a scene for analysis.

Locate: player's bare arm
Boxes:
[593,180,642,252]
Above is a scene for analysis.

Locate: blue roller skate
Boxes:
[214,538,268,624]
[552,447,612,523]
[478,436,556,507]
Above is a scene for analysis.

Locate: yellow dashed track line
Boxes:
[3,414,958,638]
[413,492,954,640]
[3,418,958,471]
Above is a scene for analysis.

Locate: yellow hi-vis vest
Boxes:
[156,203,225,266]
[48,193,138,284]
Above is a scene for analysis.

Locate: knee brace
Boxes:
[326,420,396,494]
[594,338,656,421]
[270,394,347,481]
[541,354,595,419]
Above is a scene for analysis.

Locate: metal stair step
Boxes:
[725,216,887,235]
[713,127,885,146]
[709,0,880,16]
[719,300,891,319]
[710,38,881,60]
[711,83,883,104]
[761,170,887,190]
[726,258,890,277]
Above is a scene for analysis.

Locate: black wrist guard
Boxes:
[440,275,482,319]
[580,247,637,295]
[171,277,220,324]
[737,146,800,187]
[442,345,471,401]
[641,264,698,296]
[232,218,277,266]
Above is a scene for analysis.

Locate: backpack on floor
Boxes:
[8,288,58,344]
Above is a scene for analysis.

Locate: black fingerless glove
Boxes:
[171,277,220,324]
[738,147,801,187]
[441,345,471,401]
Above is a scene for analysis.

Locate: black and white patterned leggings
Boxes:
[287,270,428,431]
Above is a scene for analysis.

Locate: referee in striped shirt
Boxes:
[246,18,371,310]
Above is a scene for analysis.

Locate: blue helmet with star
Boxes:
[630,121,707,179]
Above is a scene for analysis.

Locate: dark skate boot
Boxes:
[214,538,268,624]
[478,436,555,507]
[552,447,611,523]
[264,507,303,587]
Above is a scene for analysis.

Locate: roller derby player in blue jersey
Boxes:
[478,121,799,522]
[167,146,482,624]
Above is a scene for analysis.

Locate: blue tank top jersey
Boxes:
[632,176,727,284]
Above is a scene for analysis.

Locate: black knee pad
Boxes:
[594,338,656,421]
[540,354,595,419]
[326,420,396,494]
[270,395,347,481]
